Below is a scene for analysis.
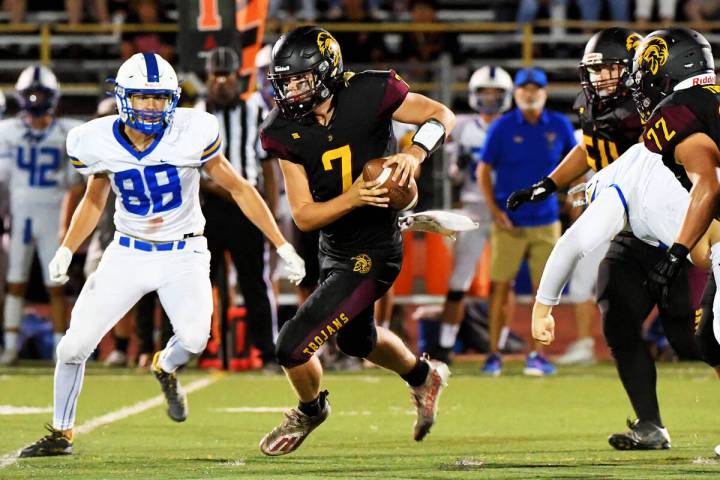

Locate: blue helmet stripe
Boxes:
[143,53,160,82]
[33,65,41,82]
[489,66,496,79]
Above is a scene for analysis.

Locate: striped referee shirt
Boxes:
[207,94,270,187]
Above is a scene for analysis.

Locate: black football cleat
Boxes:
[608,418,671,450]
[152,351,188,422]
[19,424,73,458]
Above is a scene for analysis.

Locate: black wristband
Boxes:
[667,242,689,260]
[538,176,558,194]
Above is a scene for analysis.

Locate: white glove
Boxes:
[277,243,306,286]
[48,246,73,285]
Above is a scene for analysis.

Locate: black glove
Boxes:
[506,177,557,211]
[645,242,689,308]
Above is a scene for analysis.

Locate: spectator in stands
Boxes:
[120,0,175,61]
[477,67,576,377]
[267,0,316,22]
[327,0,380,20]
[516,0,569,38]
[66,0,110,24]
[635,0,677,25]
[399,0,460,78]
[685,0,720,22]
[331,0,387,64]
[575,0,629,22]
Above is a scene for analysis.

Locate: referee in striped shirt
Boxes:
[202,47,279,370]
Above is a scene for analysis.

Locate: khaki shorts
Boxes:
[490,221,561,284]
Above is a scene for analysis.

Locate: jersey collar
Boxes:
[113,118,165,160]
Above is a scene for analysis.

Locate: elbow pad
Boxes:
[412,118,446,156]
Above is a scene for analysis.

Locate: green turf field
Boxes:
[1,361,719,479]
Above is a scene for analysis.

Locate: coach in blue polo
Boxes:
[477,67,576,377]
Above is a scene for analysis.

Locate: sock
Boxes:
[3,331,18,352]
[439,323,460,349]
[53,361,86,431]
[379,320,390,330]
[158,335,192,373]
[711,243,720,346]
[298,390,328,417]
[612,346,663,427]
[401,357,431,387]
[3,294,23,350]
[114,335,129,353]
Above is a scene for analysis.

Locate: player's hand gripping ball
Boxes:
[362,158,418,211]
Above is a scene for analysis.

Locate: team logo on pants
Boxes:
[351,254,372,274]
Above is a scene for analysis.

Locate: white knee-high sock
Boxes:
[53,361,86,430]
[439,323,461,349]
[3,294,23,351]
[710,243,720,346]
[158,336,192,373]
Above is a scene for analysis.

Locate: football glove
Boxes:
[277,243,306,286]
[49,246,73,285]
[506,176,557,211]
[645,243,689,308]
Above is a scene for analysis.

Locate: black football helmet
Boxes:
[579,27,642,112]
[628,27,715,122]
[268,26,344,119]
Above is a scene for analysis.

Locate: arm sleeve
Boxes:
[200,114,222,163]
[536,188,626,305]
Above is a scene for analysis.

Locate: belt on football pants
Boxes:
[114,231,202,252]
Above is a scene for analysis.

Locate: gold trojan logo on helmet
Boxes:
[626,33,642,53]
[638,36,669,75]
[317,31,341,70]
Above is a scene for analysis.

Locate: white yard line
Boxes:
[0,373,222,469]
[0,406,53,415]
[213,407,372,416]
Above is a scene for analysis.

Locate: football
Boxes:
[362,158,419,211]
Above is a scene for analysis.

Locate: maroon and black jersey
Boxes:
[642,85,720,191]
[573,93,643,172]
[261,69,409,253]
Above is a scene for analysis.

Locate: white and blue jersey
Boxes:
[66,107,222,242]
[0,117,84,208]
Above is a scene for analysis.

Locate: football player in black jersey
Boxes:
[257,26,455,456]
[508,28,700,450]
[629,29,720,375]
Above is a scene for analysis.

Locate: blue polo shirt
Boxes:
[481,108,576,227]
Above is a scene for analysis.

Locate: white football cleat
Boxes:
[410,357,450,441]
[398,210,479,240]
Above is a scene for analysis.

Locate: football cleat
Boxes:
[481,352,502,377]
[260,390,330,456]
[103,350,128,368]
[608,418,671,450]
[410,356,450,441]
[523,352,556,376]
[152,351,188,422]
[19,424,73,458]
[556,337,595,365]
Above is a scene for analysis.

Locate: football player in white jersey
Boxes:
[0,65,83,365]
[431,66,513,364]
[19,53,305,458]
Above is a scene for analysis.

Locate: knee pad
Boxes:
[336,325,377,358]
[275,332,309,369]
[177,332,209,355]
[56,334,90,364]
[446,290,465,302]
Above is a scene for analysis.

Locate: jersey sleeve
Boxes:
[199,112,222,163]
[66,124,106,176]
[377,70,410,118]
[642,88,713,155]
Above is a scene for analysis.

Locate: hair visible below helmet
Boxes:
[629,27,715,122]
[15,64,60,117]
[114,53,181,135]
[268,26,344,119]
[468,66,513,114]
[579,27,642,112]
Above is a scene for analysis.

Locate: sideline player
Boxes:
[0,65,83,365]
[430,66,513,365]
[18,52,305,457]
[531,143,720,448]
[258,26,455,455]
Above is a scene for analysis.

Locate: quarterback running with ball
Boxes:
[19,53,305,457]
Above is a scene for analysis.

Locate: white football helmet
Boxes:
[0,89,5,119]
[114,53,181,135]
[15,64,60,116]
[468,66,513,114]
